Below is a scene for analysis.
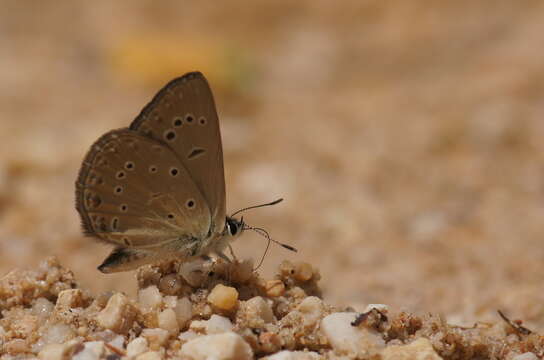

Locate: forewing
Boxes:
[75,129,211,249]
[129,72,226,234]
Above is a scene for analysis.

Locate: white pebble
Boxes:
[38,340,79,360]
[190,315,233,334]
[141,328,170,349]
[55,289,83,309]
[175,297,193,328]
[266,350,321,360]
[158,308,179,334]
[135,351,162,360]
[163,295,178,309]
[32,298,54,319]
[180,258,209,287]
[138,286,163,311]
[180,332,253,360]
[40,323,75,346]
[127,337,149,357]
[38,343,67,360]
[245,297,275,323]
[73,341,104,360]
[96,293,134,333]
[108,335,125,350]
[297,296,324,328]
[321,312,385,355]
[363,304,389,313]
[513,353,539,360]
[381,338,441,360]
[179,330,200,342]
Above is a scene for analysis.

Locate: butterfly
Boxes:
[75,72,294,273]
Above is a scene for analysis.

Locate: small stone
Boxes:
[127,337,149,357]
[259,332,282,354]
[39,344,66,360]
[108,335,125,351]
[41,323,76,346]
[32,298,54,319]
[11,314,38,338]
[159,274,183,295]
[208,284,239,311]
[229,259,254,283]
[55,289,84,309]
[266,350,321,360]
[179,330,199,343]
[381,338,441,360]
[293,262,314,282]
[163,295,177,309]
[265,280,285,297]
[4,339,28,354]
[96,293,135,333]
[363,304,389,313]
[513,353,539,360]
[180,332,253,360]
[321,312,385,356]
[174,297,193,328]
[73,341,105,360]
[297,296,325,328]
[158,308,179,334]
[135,351,163,360]
[138,285,163,311]
[190,314,233,334]
[38,340,80,360]
[180,258,209,287]
[141,328,170,350]
[245,296,275,323]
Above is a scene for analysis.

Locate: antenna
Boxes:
[230,198,283,218]
[245,225,298,271]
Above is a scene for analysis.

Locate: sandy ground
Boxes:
[1,0,544,333]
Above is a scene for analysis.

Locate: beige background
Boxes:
[1,1,544,329]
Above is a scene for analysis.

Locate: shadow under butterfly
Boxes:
[75,72,296,273]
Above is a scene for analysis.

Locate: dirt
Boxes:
[1,1,544,358]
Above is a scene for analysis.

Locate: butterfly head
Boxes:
[225,216,245,239]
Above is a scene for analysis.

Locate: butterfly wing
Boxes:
[129,72,226,235]
[75,129,211,256]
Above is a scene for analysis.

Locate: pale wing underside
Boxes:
[75,129,211,251]
[130,72,226,235]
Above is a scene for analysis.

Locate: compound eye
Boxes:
[229,222,238,236]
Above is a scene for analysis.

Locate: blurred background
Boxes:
[1,1,544,328]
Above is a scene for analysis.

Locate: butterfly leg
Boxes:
[216,251,232,263]
[228,244,239,263]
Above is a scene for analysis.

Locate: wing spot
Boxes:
[149,165,158,173]
[170,167,179,177]
[185,114,194,123]
[97,217,108,232]
[87,173,103,186]
[86,193,102,209]
[125,161,135,170]
[164,129,176,141]
[114,186,123,195]
[116,171,126,179]
[188,148,206,159]
[199,117,207,126]
[153,114,163,123]
[173,117,183,127]
[167,214,175,220]
[186,199,195,209]
[120,204,128,212]
[111,217,119,230]
[123,237,131,246]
